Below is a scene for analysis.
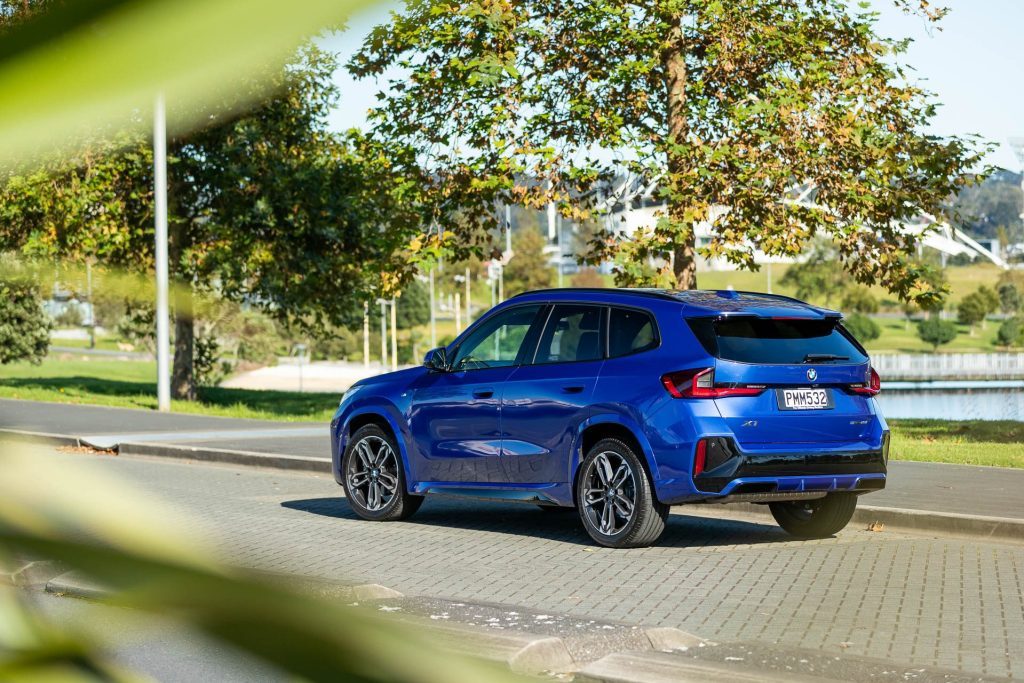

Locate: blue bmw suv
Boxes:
[331,288,887,548]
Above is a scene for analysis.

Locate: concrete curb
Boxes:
[405,619,575,674]
[118,441,330,473]
[0,428,81,448]
[727,502,1024,543]
[575,651,830,683]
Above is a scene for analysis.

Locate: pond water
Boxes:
[876,381,1024,421]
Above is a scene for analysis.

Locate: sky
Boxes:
[324,1,1024,171]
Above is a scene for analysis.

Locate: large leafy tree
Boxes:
[352,0,987,306]
[0,45,428,398]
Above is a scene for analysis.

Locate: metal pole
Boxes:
[465,267,472,326]
[390,298,398,372]
[153,92,171,412]
[455,292,461,333]
[497,265,504,303]
[380,300,387,370]
[86,259,95,349]
[429,268,436,348]
[362,301,370,368]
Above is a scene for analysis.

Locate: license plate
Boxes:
[776,388,833,411]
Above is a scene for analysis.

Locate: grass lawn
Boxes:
[864,316,1003,354]
[0,356,336,422]
[888,419,1024,469]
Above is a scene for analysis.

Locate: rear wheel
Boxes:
[769,493,857,538]
[576,438,668,548]
[342,424,423,521]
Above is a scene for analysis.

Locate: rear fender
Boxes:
[569,413,661,487]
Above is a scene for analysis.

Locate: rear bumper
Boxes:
[695,446,887,493]
[655,433,889,505]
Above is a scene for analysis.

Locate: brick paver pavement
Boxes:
[38,448,1024,680]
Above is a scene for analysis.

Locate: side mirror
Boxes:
[423,347,448,372]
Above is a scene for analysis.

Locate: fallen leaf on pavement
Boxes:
[867,521,885,532]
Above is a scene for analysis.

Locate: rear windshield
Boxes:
[687,317,868,365]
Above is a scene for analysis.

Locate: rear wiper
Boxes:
[803,353,849,363]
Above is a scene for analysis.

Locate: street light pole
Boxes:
[153,92,171,412]
[429,268,436,348]
[390,298,398,372]
[379,299,387,370]
[362,301,370,369]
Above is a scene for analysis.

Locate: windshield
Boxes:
[688,317,868,365]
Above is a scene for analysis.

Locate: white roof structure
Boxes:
[597,174,1008,269]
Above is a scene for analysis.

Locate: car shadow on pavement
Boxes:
[280,497,795,548]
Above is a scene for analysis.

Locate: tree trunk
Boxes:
[167,170,195,401]
[171,291,194,400]
[662,15,697,290]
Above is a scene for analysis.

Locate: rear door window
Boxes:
[608,307,658,357]
[533,305,604,364]
[688,317,867,364]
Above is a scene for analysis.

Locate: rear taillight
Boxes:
[660,368,764,399]
[693,438,708,477]
[850,367,881,396]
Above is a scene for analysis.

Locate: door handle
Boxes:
[561,385,585,394]
[472,388,494,399]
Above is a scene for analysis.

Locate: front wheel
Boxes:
[576,438,668,548]
[342,424,423,521]
[769,493,857,538]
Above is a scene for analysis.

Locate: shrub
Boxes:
[840,287,879,314]
[957,292,988,332]
[53,303,84,327]
[996,317,1024,348]
[0,279,51,364]
[917,318,957,350]
[998,283,1020,314]
[843,314,880,343]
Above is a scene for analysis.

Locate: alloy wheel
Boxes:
[346,435,400,511]
[581,450,637,536]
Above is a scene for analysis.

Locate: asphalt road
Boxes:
[2,398,1022,521]
[23,446,1024,680]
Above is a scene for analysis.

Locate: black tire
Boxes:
[341,424,423,521]
[576,438,668,548]
[769,493,857,538]
[537,504,574,513]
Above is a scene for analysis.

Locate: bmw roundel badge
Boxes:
[806,368,818,382]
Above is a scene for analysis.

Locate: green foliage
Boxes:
[998,282,1020,314]
[0,0,373,168]
[996,317,1024,348]
[396,280,431,329]
[843,314,881,343]
[504,229,553,296]
[976,285,1000,315]
[0,279,51,364]
[957,293,988,328]
[841,286,879,315]
[917,317,957,350]
[779,241,847,306]
[192,333,228,387]
[353,0,986,303]
[115,302,156,353]
[0,45,430,397]
[0,446,526,683]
